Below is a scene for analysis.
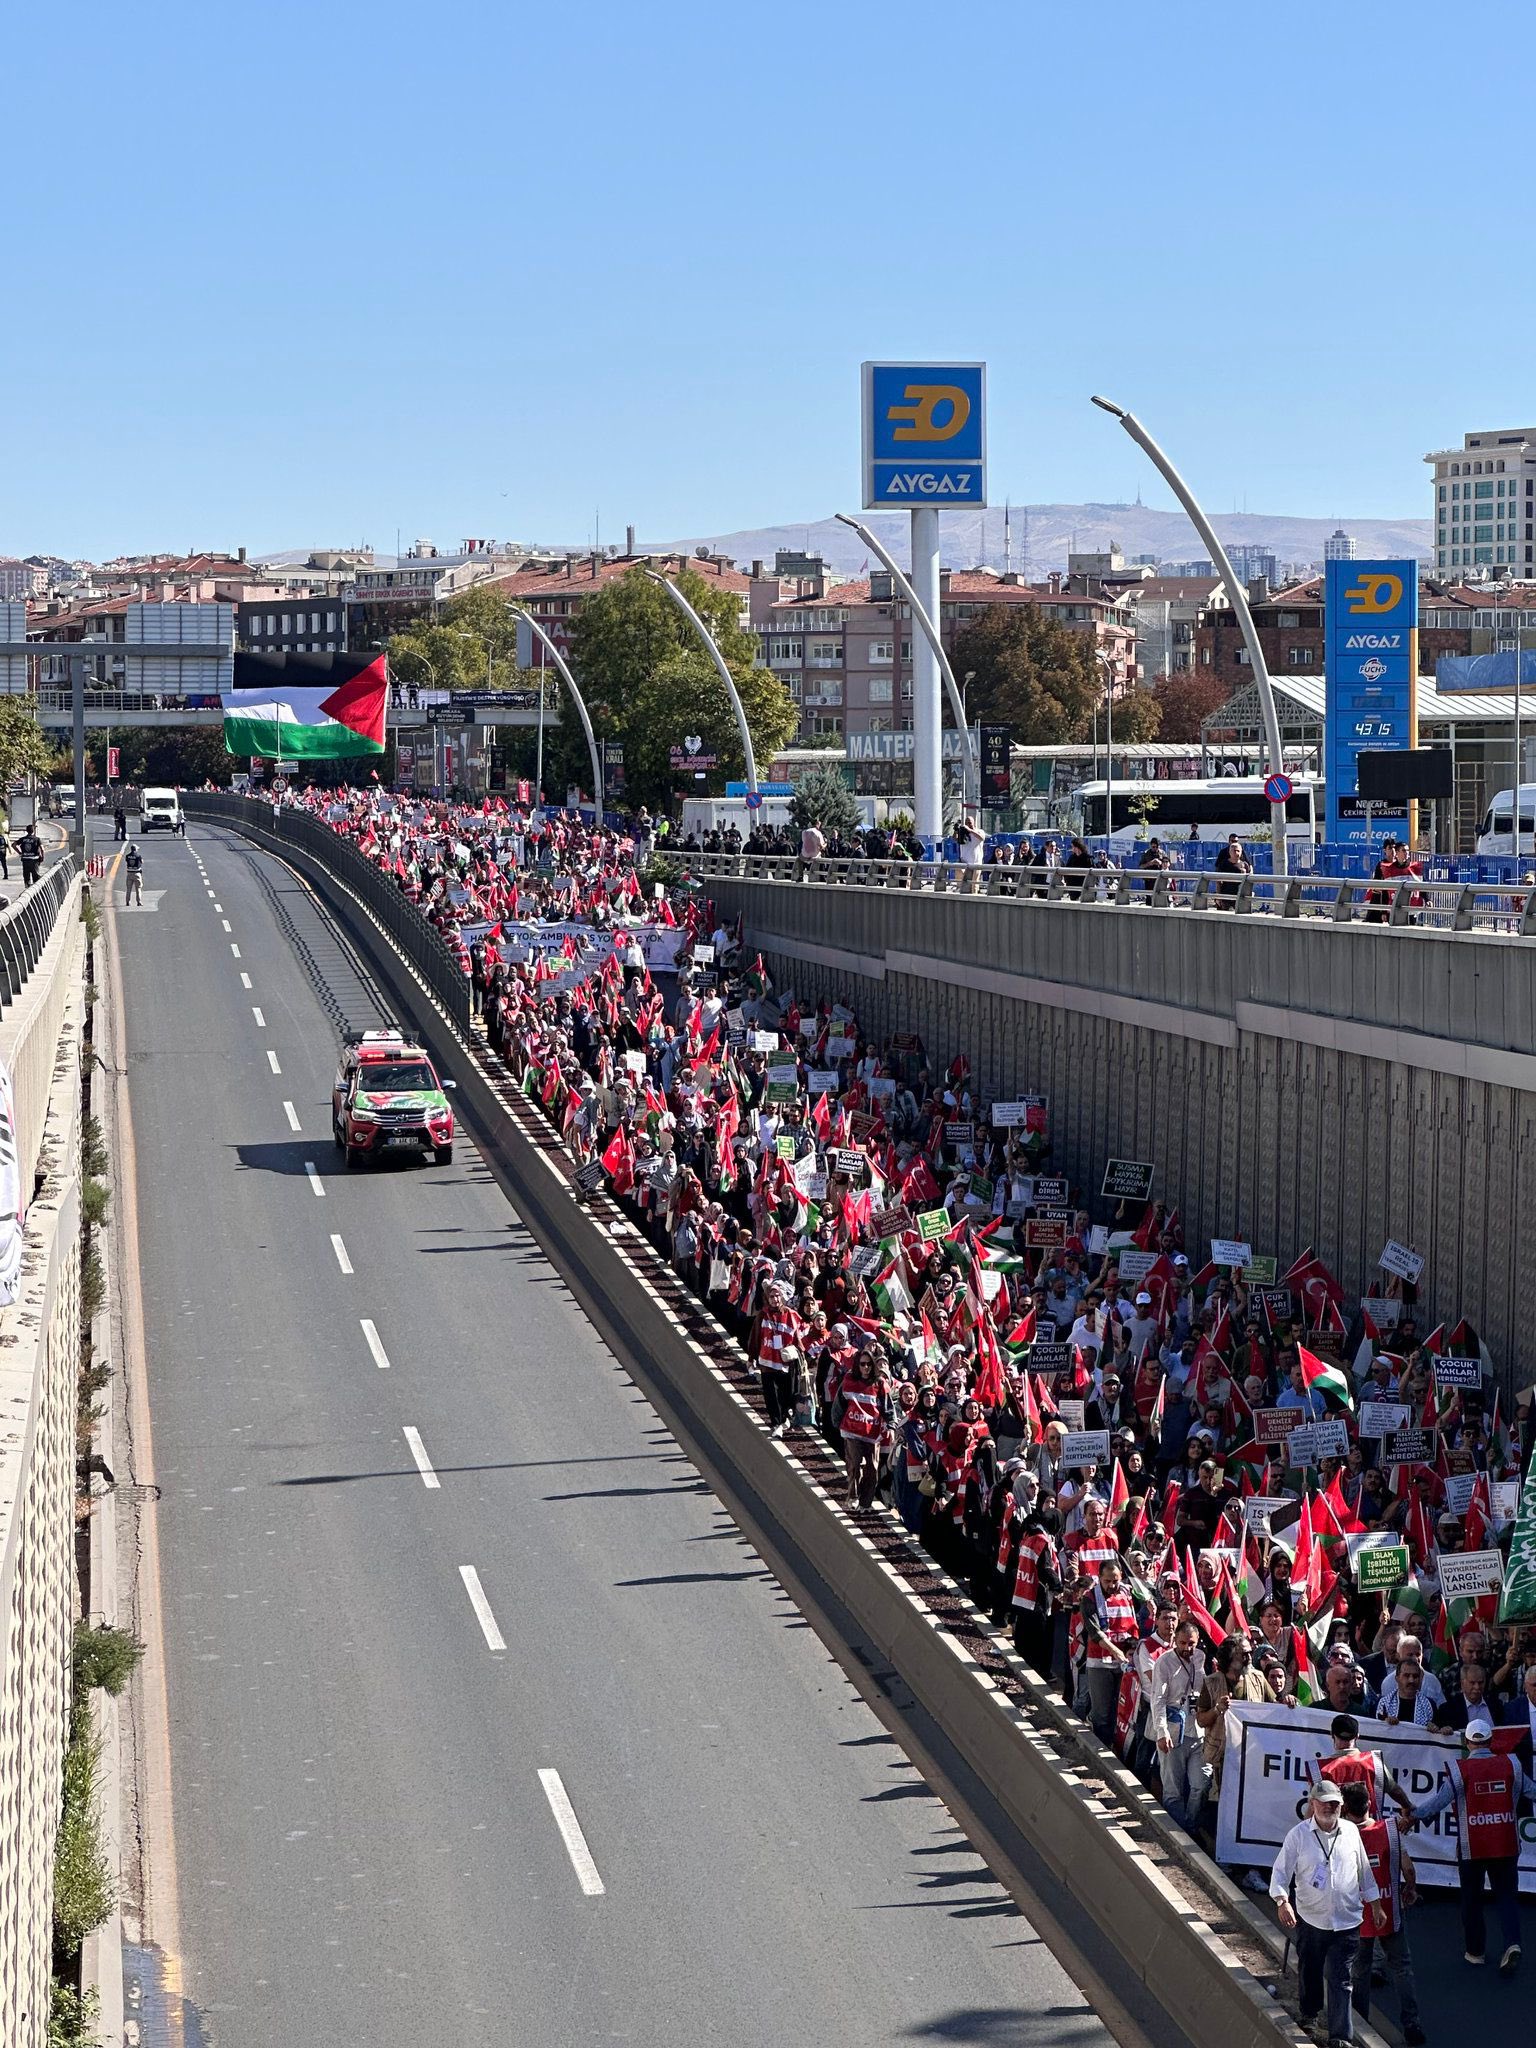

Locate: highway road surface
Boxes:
[104,819,1124,2048]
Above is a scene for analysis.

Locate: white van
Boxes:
[140,787,182,833]
[1475,785,1536,856]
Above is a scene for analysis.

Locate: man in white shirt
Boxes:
[1271,1780,1384,2046]
[1147,1618,1209,1830]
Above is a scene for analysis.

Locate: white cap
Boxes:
[1135,1291,1152,1306]
[1465,1716,1494,1742]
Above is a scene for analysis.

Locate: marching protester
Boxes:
[1338,1782,1425,2044]
[1270,1779,1384,2048]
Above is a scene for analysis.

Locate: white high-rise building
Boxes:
[1424,427,1536,580]
[1323,528,1357,562]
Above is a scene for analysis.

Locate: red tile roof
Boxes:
[486,556,752,603]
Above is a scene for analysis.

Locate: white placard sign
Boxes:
[1358,1401,1411,1440]
[991,1101,1030,1127]
[752,1031,781,1053]
[692,942,715,963]
[1211,1238,1253,1267]
[624,1050,647,1075]
[805,1070,840,1095]
[1059,1429,1111,1467]
[1442,1472,1478,1516]
[1054,1399,1086,1429]
[1115,1249,1158,1282]
[1378,1239,1425,1283]
[1243,1495,1288,1531]
[1438,1548,1504,1600]
[765,1064,799,1087]
[1362,1296,1403,1325]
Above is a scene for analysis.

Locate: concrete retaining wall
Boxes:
[0,940,85,2048]
[700,874,1536,1391]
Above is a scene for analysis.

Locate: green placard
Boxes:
[916,1208,951,1242]
[1242,1255,1277,1285]
[776,1135,796,1160]
[1498,1446,1536,1623]
[766,1081,798,1105]
[1357,1544,1411,1594]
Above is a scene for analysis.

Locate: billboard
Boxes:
[862,362,986,510]
[979,724,1012,804]
[1437,649,1536,693]
[1324,560,1417,843]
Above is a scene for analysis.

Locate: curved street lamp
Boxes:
[507,606,606,819]
[1090,396,1289,875]
[643,571,758,796]
[834,511,979,808]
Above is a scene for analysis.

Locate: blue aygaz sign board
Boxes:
[862,362,986,510]
[1324,559,1417,844]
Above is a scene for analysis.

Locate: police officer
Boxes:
[14,825,43,887]
[113,803,127,842]
[124,840,144,907]
[1410,1712,1536,1974]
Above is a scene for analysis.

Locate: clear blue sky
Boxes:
[4,1,1525,560]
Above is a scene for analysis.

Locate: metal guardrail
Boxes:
[676,850,1536,934]
[0,857,81,1012]
[184,795,472,1032]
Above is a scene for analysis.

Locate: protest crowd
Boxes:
[268,780,1536,2043]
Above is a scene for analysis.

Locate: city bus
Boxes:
[1070,776,1320,848]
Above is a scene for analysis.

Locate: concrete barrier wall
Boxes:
[197,801,1301,2048]
[0,948,85,2048]
[700,876,1536,1389]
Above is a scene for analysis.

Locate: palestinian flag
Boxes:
[223,651,388,760]
[1297,1343,1353,1411]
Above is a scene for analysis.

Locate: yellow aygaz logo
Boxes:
[1343,572,1404,614]
[887,384,971,443]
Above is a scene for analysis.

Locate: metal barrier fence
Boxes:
[0,858,82,1016]
[675,851,1536,935]
[184,795,472,1033]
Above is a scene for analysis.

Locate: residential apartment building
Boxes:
[1127,576,1225,681]
[1424,427,1536,579]
[1323,528,1358,562]
[238,595,348,654]
[1194,576,1475,689]
[0,560,44,600]
[767,568,1138,745]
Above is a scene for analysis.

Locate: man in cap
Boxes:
[1408,1714,1536,1974]
[1271,1778,1384,2046]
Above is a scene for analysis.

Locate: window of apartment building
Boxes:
[248,615,262,636]
[1235,648,1250,664]
[308,612,319,633]
[868,677,894,704]
[1438,485,1446,501]
[327,612,338,632]
[808,640,840,664]
[901,676,913,699]
[900,639,912,661]
[1201,647,1212,665]
[281,613,292,632]
[1476,547,1494,563]
[1476,525,1493,542]
[1278,611,1299,627]
[1287,646,1314,666]
[785,676,802,699]
[1476,481,1494,497]
[811,715,842,738]
[326,641,336,651]
[866,640,893,663]
[867,715,892,734]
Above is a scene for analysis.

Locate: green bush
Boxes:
[83,1117,108,1181]
[48,1983,99,2047]
[81,1178,109,1229]
[72,1624,142,1700]
[51,1715,112,1966]
[80,1245,103,1324]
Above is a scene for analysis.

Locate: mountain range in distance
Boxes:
[652,504,1432,580]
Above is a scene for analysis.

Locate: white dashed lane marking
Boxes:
[459,1566,505,1651]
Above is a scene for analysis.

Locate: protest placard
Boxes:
[1101,1159,1154,1202]
[1211,1238,1253,1267]
[1254,1408,1297,1445]
[1384,1426,1434,1465]
[834,1149,864,1178]
[1359,1402,1411,1440]
[1243,1496,1288,1531]
[1378,1239,1425,1284]
[752,1030,780,1053]
[1443,1472,1478,1517]
[1356,1541,1411,1593]
[1242,1256,1278,1285]
[1032,1176,1069,1207]
[871,1204,911,1239]
[848,1246,882,1279]
[1025,1217,1068,1250]
[1362,1295,1403,1325]
[1439,1549,1504,1600]
[946,1121,975,1149]
[1026,1341,1071,1376]
[1060,1430,1111,1467]
[992,1101,1030,1127]
[623,1050,647,1075]
[916,1208,951,1242]
[573,1159,606,1195]
[968,1173,995,1206]
[1433,1355,1483,1391]
[1054,1398,1085,1429]
[775,1135,796,1160]
[1115,1249,1158,1283]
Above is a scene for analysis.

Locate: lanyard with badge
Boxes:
[1309,1824,1339,1899]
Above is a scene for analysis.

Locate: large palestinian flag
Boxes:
[223,651,388,760]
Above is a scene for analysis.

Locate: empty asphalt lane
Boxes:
[111,821,1119,2048]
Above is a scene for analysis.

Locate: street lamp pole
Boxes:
[643,572,758,796]
[509,608,605,820]
[1091,395,1289,876]
[834,512,979,824]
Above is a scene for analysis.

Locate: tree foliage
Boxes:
[1108,687,1163,744]
[790,763,861,839]
[1151,669,1231,741]
[950,604,1102,744]
[0,696,58,791]
[566,567,797,806]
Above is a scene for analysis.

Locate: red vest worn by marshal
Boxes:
[1357,1817,1403,1937]
[1320,1748,1389,1819]
[1450,1754,1520,1863]
[1011,1530,1054,1612]
[839,1379,884,1442]
[1086,1588,1138,1667]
